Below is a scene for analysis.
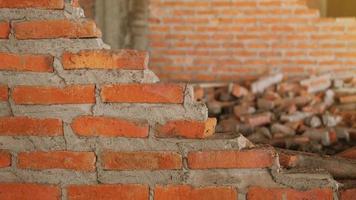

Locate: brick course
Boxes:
[149,0,356,82]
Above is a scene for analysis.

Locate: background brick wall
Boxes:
[148,0,356,82]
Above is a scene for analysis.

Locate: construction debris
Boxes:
[194,73,356,155]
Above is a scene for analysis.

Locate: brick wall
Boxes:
[148,0,356,82]
[0,0,354,199]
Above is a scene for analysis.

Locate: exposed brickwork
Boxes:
[101,84,185,104]
[0,52,53,72]
[0,0,64,9]
[102,151,182,170]
[62,50,149,70]
[0,183,60,200]
[71,116,149,138]
[13,85,95,105]
[0,85,8,101]
[188,148,274,169]
[156,118,216,139]
[67,184,149,200]
[247,187,333,200]
[0,151,11,168]
[148,0,356,82]
[0,117,63,136]
[154,185,237,200]
[14,19,101,39]
[0,21,10,39]
[340,188,356,200]
[18,151,96,172]
[0,1,351,199]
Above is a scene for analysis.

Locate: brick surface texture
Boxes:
[148,0,356,82]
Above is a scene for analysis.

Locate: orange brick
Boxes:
[0,85,8,101]
[156,118,217,139]
[71,116,149,138]
[247,187,333,200]
[188,148,274,169]
[0,0,64,9]
[14,19,101,39]
[13,85,95,105]
[102,151,182,170]
[0,151,11,168]
[339,95,356,104]
[337,147,356,160]
[0,21,10,39]
[67,184,149,200]
[62,50,148,70]
[0,52,53,72]
[101,84,184,104]
[0,183,60,200]
[154,185,237,200]
[18,151,96,172]
[0,117,63,136]
[340,188,356,200]
[278,152,299,168]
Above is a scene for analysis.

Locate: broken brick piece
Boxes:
[231,84,249,98]
[241,112,272,127]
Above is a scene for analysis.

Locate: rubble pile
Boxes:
[194,73,356,155]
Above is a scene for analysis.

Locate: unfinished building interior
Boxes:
[0,0,355,199]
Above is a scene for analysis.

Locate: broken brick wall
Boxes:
[148,0,356,82]
[0,0,355,200]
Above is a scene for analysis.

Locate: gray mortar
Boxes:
[186,169,282,192]
[0,136,65,152]
[0,39,109,55]
[270,168,340,191]
[0,103,11,116]
[0,3,84,20]
[98,170,185,186]
[0,169,97,185]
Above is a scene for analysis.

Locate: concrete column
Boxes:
[95,0,130,49]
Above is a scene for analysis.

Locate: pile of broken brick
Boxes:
[194,72,356,156]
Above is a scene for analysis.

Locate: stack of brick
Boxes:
[196,73,356,155]
[0,1,355,200]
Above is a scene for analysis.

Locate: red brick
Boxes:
[241,112,272,127]
[156,118,217,139]
[71,116,149,138]
[339,95,356,104]
[247,187,333,200]
[0,117,63,136]
[232,84,249,98]
[102,151,182,170]
[154,185,237,200]
[0,183,60,200]
[0,52,53,72]
[187,148,275,169]
[67,184,149,200]
[18,151,96,172]
[13,85,95,105]
[0,85,8,101]
[0,151,11,168]
[0,0,64,9]
[14,19,101,39]
[101,84,184,104]
[278,152,299,168]
[0,21,10,39]
[340,188,356,200]
[62,50,148,70]
[337,147,356,160]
